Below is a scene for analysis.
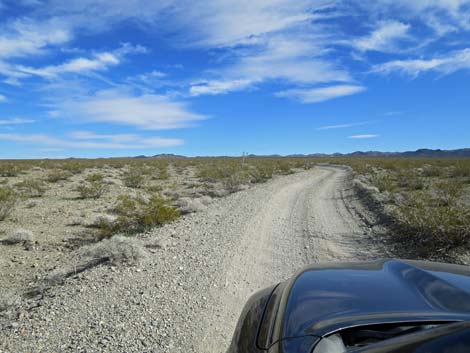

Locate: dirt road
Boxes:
[0,166,385,353]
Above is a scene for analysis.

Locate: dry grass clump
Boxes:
[394,191,470,257]
[97,194,179,238]
[77,173,107,199]
[0,186,16,221]
[176,197,208,214]
[80,235,146,265]
[2,228,34,245]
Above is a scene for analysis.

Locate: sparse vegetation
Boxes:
[0,155,469,309]
[0,186,16,220]
[343,157,470,259]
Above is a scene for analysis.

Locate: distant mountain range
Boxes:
[300,148,470,158]
[133,148,470,159]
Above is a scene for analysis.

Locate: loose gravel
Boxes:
[0,166,387,353]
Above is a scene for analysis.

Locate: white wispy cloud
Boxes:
[53,89,206,130]
[190,34,351,97]
[12,43,146,80]
[276,85,366,103]
[0,94,6,102]
[352,21,410,52]
[17,52,119,78]
[317,121,372,130]
[190,79,253,96]
[0,18,71,59]
[0,117,35,125]
[0,132,184,149]
[348,134,379,139]
[374,48,470,76]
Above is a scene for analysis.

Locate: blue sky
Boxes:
[0,0,469,158]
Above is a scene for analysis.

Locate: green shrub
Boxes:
[421,164,443,177]
[14,178,47,197]
[47,169,72,183]
[0,187,16,221]
[77,173,106,199]
[371,173,396,193]
[123,169,145,188]
[396,171,425,190]
[0,163,22,177]
[450,162,470,179]
[97,194,179,237]
[157,163,170,180]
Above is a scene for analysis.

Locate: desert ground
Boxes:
[0,157,469,352]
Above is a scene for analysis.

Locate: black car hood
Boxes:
[281,259,470,339]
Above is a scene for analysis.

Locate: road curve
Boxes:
[0,166,384,353]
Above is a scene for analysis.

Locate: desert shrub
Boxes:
[157,162,170,180]
[63,161,86,175]
[421,164,443,177]
[15,178,47,197]
[371,173,396,193]
[80,235,146,265]
[249,165,274,183]
[176,197,207,214]
[47,169,71,183]
[97,194,179,237]
[276,161,294,175]
[432,180,463,207]
[450,162,470,179]
[2,229,34,245]
[0,163,22,177]
[123,168,145,188]
[145,184,163,193]
[393,194,470,256]
[0,187,16,221]
[396,171,425,190]
[77,173,106,199]
[223,171,251,192]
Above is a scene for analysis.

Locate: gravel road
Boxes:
[0,166,386,353]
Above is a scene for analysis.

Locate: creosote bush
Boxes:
[47,169,71,183]
[123,168,145,188]
[97,194,179,238]
[0,186,16,221]
[14,178,47,197]
[77,173,106,199]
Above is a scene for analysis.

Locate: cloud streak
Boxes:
[348,134,379,139]
[276,85,366,103]
[0,132,184,149]
[318,121,373,130]
[374,48,470,76]
[0,117,35,125]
